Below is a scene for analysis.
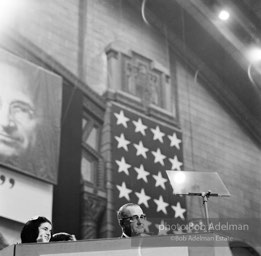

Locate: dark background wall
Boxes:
[52,82,83,238]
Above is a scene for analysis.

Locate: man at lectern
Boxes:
[117,203,147,238]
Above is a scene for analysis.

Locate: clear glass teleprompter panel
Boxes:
[166,171,230,197]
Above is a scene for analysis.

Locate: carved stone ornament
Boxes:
[123,54,162,109]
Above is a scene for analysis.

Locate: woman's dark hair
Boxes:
[20,216,52,243]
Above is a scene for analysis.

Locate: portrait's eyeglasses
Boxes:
[122,214,146,222]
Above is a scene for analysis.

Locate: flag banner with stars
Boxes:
[111,103,187,236]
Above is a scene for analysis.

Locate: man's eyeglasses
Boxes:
[122,214,146,222]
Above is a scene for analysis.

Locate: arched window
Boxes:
[81,100,105,190]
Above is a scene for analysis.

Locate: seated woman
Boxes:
[20,216,52,243]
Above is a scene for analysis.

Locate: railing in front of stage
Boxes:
[1,233,233,256]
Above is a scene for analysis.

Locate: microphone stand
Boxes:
[201,190,213,232]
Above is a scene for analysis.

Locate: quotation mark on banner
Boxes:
[0,174,15,188]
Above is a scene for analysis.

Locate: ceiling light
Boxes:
[246,46,261,63]
[218,9,230,21]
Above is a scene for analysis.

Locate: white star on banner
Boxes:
[155,220,170,236]
[133,140,149,159]
[115,157,131,175]
[116,182,132,201]
[114,110,129,128]
[153,195,169,215]
[171,202,186,220]
[143,219,152,233]
[115,133,130,151]
[135,188,151,208]
[134,164,150,183]
[151,148,166,166]
[132,118,147,136]
[152,171,168,190]
[168,132,181,149]
[169,155,183,170]
[151,126,165,143]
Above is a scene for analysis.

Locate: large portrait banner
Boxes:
[0,48,62,184]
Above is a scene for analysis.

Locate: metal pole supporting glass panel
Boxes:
[166,171,230,232]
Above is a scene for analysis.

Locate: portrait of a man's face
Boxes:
[0,49,62,184]
[0,63,38,157]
